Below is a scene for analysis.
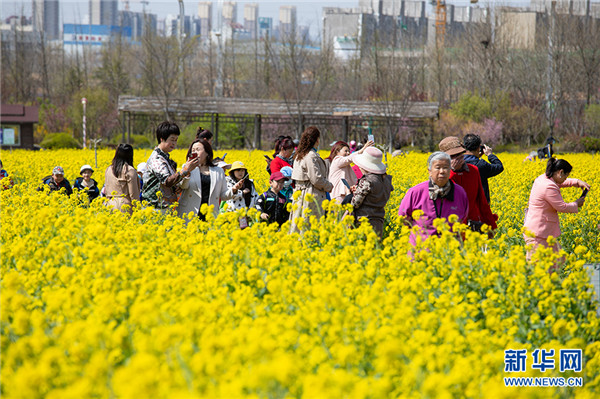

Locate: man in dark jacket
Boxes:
[463,134,504,204]
[40,166,73,196]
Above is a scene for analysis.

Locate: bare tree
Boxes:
[264,26,335,137]
[363,40,416,152]
[572,14,600,107]
[95,34,132,103]
[1,21,36,103]
[138,32,183,119]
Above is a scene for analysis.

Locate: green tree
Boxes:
[450,92,493,123]
[68,88,120,144]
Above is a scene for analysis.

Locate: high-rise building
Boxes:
[198,2,212,37]
[279,5,297,39]
[32,0,60,40]
[119,10,157,41]
[223,2,238,25]
[90,0,118,26]
[359,0,380,14]
[258,17,272,38]
[165,14,194,38]
[243,3,258,39]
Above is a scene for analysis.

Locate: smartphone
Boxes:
[367,134,375,142]
[479,145,485,154]
[221,153,227,161]
[189,153,198,159]
[580,188,589,198]
[341,178,351,190]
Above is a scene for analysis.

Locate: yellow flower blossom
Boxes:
[1,149,599,397]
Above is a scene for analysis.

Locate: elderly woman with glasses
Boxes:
[398,151,469,242]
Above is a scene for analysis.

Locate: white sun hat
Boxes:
[353,147,386,174]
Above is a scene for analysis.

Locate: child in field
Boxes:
[256,171,291,226]
[279,166,294,200]
[0,159,14,189]
[39,166,73,196]
[224,161,258,212]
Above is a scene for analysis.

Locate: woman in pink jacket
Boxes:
[523,158,590,261]
[327,139,373,203]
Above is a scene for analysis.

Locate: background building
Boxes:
[223,2,237,25]
[197,2,212,38]
[119,10,157,41]
[323,0,600,54]
[278,5,296,39]
[244,3,258,39]
[258,16,272,38]
[90,0,118,26]
[63,23,131,53]
[33,0,60,40]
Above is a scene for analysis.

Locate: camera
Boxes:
[479,145,485,154]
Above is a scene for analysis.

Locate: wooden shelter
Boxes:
[117,96,439,150]
[0,104,39,149]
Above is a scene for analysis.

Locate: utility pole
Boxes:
[214,0,224,98]
[178,0,185,97]
[546,1,556,136]
[91,138,102,168]
[81,97,87,149]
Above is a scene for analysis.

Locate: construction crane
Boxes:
[434,0,479,49]
[122,0,149,13]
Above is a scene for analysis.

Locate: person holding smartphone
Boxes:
[224,161,259,212]
[326,139,373,204]
[142,121,198,211]
[177,139,243,221]
[463,134,504,204]
[523,157,591,267]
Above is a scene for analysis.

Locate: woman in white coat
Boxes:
[177,139,244,221]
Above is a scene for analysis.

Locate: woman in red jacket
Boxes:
[270,137,295,174]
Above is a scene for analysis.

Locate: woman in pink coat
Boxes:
[326,139,373,203]
[523,158,590,261]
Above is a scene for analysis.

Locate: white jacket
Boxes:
[224,176,258,212]
[177,166,234,220]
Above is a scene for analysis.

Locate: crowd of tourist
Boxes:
[25,119,590,260]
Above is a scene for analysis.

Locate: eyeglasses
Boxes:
[450,153,465,159]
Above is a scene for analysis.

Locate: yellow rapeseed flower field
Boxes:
[1,149,599,398]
